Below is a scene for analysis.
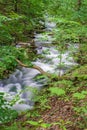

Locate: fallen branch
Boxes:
[16,59,73,80]
[16,59,51,78]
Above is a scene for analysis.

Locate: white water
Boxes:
[0,19,78,111]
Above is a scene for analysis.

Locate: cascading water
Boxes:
[0,19,78,111]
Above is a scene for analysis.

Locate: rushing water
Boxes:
[0,19,78,111]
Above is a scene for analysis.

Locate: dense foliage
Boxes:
[0,46,34,78]
[47,0,87,45]
[0,0,48,44]
[0,92,18,123]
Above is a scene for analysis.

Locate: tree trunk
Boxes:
[14,0,18,13]
[77,0,82,11]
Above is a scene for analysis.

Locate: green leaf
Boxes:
[26,121,39,126]
[81,91,87,95]
[41,123,51,128]
[73,92,86,100]
[49,87,65,96]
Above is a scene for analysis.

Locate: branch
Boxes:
[16,59,51,78]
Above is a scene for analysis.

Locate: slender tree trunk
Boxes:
[14,0,18,13]
[77,0,82,10]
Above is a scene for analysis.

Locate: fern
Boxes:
[49,87,65,96]
[73,91,87,100]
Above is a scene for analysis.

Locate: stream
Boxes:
[0,19,78,111]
